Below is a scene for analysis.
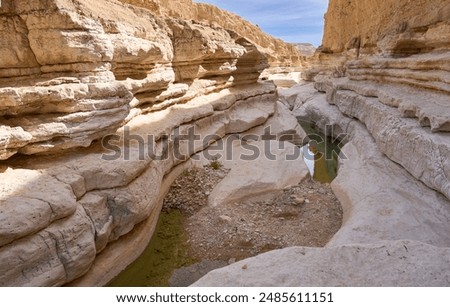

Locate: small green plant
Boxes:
[182,169,192,177]
[209,159,222,170]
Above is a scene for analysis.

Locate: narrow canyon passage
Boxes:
[110,120,344,286]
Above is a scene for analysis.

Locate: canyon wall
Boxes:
[305,0,450,79]
[322,0,450,55]
[317,0,450,197]
[119,0,305,67]
[0,0,270,160]
[0,0,298,286]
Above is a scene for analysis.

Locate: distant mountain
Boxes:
[293,43,316,57]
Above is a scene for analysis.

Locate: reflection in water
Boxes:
[299,122,341,183]
[300,145,315,176]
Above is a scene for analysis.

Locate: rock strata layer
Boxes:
[0,0,274,159]
[118,0,305,67]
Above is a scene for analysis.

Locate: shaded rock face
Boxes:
[0,0,296,286]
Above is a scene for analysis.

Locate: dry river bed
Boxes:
[164,165,343,286]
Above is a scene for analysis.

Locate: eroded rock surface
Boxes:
[0,0,269,158]
[193,240,450,287]
[118,0,306,67]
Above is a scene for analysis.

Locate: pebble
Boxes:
[219,215,232,223]
[293,196,305,205]
[164,165,341,268]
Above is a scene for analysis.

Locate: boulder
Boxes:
[246,101,308,146]
[207,139,309,207]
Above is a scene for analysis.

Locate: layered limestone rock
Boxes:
[118,0,305,67]
[315,76,450,201]
[313,0,450,201]
[297,93,450,247]
[202,138,309,208]
[0,80,282,286]
[0,0,268,159]
[70,95,308,286]
[0,0,304,286]
[322,0,450,55]
[306,0,450,79]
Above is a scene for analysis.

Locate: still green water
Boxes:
[108,209,194,287]
[299,121,341,183]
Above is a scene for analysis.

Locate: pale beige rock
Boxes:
[209,82,276,111]
[324,77,450,132]
[192,240,450,287]
[280,89,450,248]
[78,193,113,253]
[246,101,308,146]
[0,15,39,77]
[0,79,278,286]
[225,94,275,134]
[207,139,309,207]
[0,0,292,288]
[118,0,306,68]
[0,0,272,160]
[52,170,86,200]
[278,82,318,112]
[330,135,450,247]
[64,151,149,192]
[293,43,316,57]
[104,163,164,241]
[267,72,303,88]
[0,126,32,159]
[319,81,450,201]
[191,0,450,290]
[0,205,96,286]
[69,160,194,286]
[0,168,77,247]
[322,0,450,54]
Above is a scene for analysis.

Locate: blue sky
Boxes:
[195,0,329,46]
